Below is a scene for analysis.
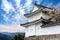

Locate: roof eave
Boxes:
[24,5,52,17]
[24,8,42,17]
[20,17,51,27]
[21,18,42,27]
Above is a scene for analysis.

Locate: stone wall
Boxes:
[25,34,60,40]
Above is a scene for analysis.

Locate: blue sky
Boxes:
[0,0,60,25]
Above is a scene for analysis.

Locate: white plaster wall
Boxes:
[40,25,60,35]
[36,12,42,20]
[25,24,36,37]
[25,23,60,37]
[36,24,60,36]
[28,12,52,22]
[28,15,36,22]
[35,22,42,35]
[32,5,38,12]
[42,13,51,20]
[28,12,42,22]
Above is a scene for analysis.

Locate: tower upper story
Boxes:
[24,3,54,22]
[21,3,60,27]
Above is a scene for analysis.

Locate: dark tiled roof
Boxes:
[21,18,42,27]
[41,21,60,28]
[24,8,42,17]
[35,3,51,9]
[35,3,52,9]
[21,17,60,27]
[24,4,52,17]
[20,18,52,27]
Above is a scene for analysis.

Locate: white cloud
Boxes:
[1,0,33,25]
[0,0,34,32]
[2,14,8,22]
[15,0,21,6]
[11,0,33,23]
[1,0,24,24]
[24,0,33,8]
[0,24,25,32]
[36,0,43,4]
[19,8,25,15]
[25,0,32,6]
[47,2,60,9]
[21,0,33,13]
[1,0,15,13]
[47,3,54,8]
[55,2,60,8]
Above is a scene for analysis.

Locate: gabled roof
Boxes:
[20,17,52,27]
[41,21,60,28]
[24,3,52,17]
[24,8,42,17]
[21,17,60,27]
[35,3,51,9]
[21,18,42,27]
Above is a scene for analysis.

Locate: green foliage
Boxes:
[11,34,25,40]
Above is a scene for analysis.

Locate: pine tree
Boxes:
[11,33,25,40]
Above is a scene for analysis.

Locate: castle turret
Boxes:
[21,4,60,37]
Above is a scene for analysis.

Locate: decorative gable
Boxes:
[32,5,39,12]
